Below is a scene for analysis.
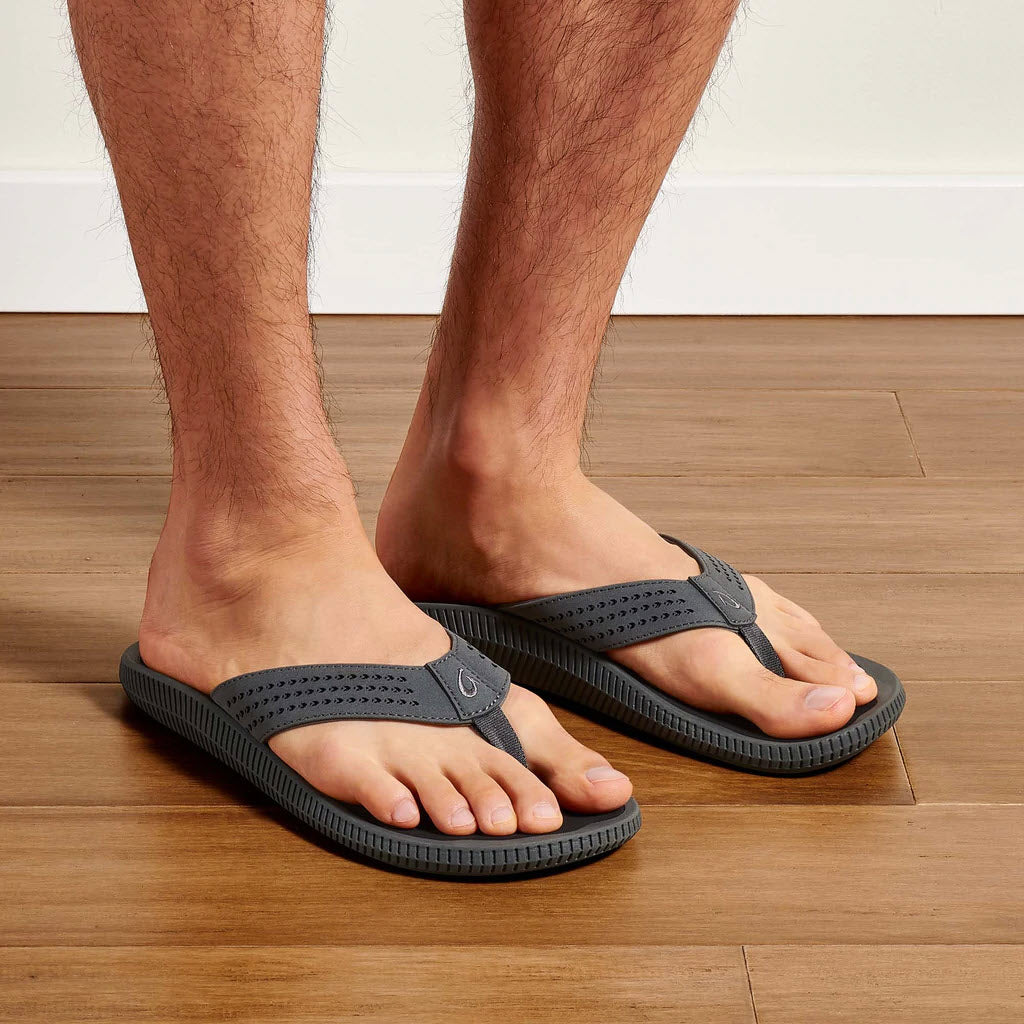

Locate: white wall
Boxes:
[1,1,1022,312]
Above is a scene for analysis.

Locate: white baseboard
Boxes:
[2,171,1022,313]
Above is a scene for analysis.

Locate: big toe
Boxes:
[755,676,858,739]
[678,632,858,740]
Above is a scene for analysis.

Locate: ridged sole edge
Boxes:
[119,648,642,878]
[420,603,906,775]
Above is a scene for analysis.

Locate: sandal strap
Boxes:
[500,537,785,676]
[210,631,528,763]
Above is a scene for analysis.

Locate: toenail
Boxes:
[853,672,874,694]
[532,801,559,820]
[450,805,475,828]
[490,805,514,826]
[392,798,418,824]
[804,685,848,711]
[586,766,628,784]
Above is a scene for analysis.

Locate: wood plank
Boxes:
[897,681,1024,805]
[564,707,912,806]
[7,475,1021,574]
[899,390,1024,478]
[0,387,920,478]
[597,316,1024,390]
[319,316,432,388]
[0,389,173,476]
[0,314,433,391]
[745,945,1024,1024]
[593,477,1024,572]
[0,476,376,572]
[0,684,256,807]
[4,313,1023,391]
[585,389,918,476]
[3,570,1013,683]
[0,387,407,482]
[760,572,1024,681]
[0,573,143,682]
[0,683,912,807]
[0,945,754,1024]
[0,387,414,479]
[0,477,170,573]
[1,806,1019,946]
[0,314,155,389]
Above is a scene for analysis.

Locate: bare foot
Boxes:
[138,496,632,835]
[378,464,877,740]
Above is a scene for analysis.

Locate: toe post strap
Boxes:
[669,537,785,677]
[428,634,528,764]
[499,536,785,677]
[209,631,528,763]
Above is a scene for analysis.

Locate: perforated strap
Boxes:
[210,631,529,764]
[501,538,785,677]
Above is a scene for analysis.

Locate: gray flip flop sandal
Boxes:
[119,631,641,877]
[419,537,905,775]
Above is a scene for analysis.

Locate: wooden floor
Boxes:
[1,314,1022,1023]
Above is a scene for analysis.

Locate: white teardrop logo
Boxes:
[457,669,479,698]
[712,588,742,610]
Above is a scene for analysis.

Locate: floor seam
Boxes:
[741,946,761,1024]
[892,725,918,805]
[894,390,927,477]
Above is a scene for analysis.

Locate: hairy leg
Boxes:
[378,0,877,739]
[68,0,630,833]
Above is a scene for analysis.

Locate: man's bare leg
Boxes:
[378,0,878,739]
[68,0,631,834]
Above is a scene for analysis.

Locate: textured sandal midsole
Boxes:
[119,646,641,877]
[419,602,906,775]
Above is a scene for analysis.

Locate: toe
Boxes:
[755,674,858,739]
[520,719,633,814]
[777,600,820,627]
[496,684,631,815]
[447,762,518,836]
[775,621,876,704]
[763,586,820,627]
[778,647,876,702]
[833,655,878,705]
[678,633,858,739]
[408,770,478,835]
[487,753,564,834]
[315,757,421,829]
[847,660,879,703]
[781,618,848,666]
[360,775,421,829]
[785,643,877,704]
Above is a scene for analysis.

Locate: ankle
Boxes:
[155,470,372,591]
[139,497,439,693]
[379,437,596,605]
[398,391,582,492]
[141,480,382,685]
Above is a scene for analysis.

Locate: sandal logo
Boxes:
[712,588,743,611]
[457,669,480,699]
